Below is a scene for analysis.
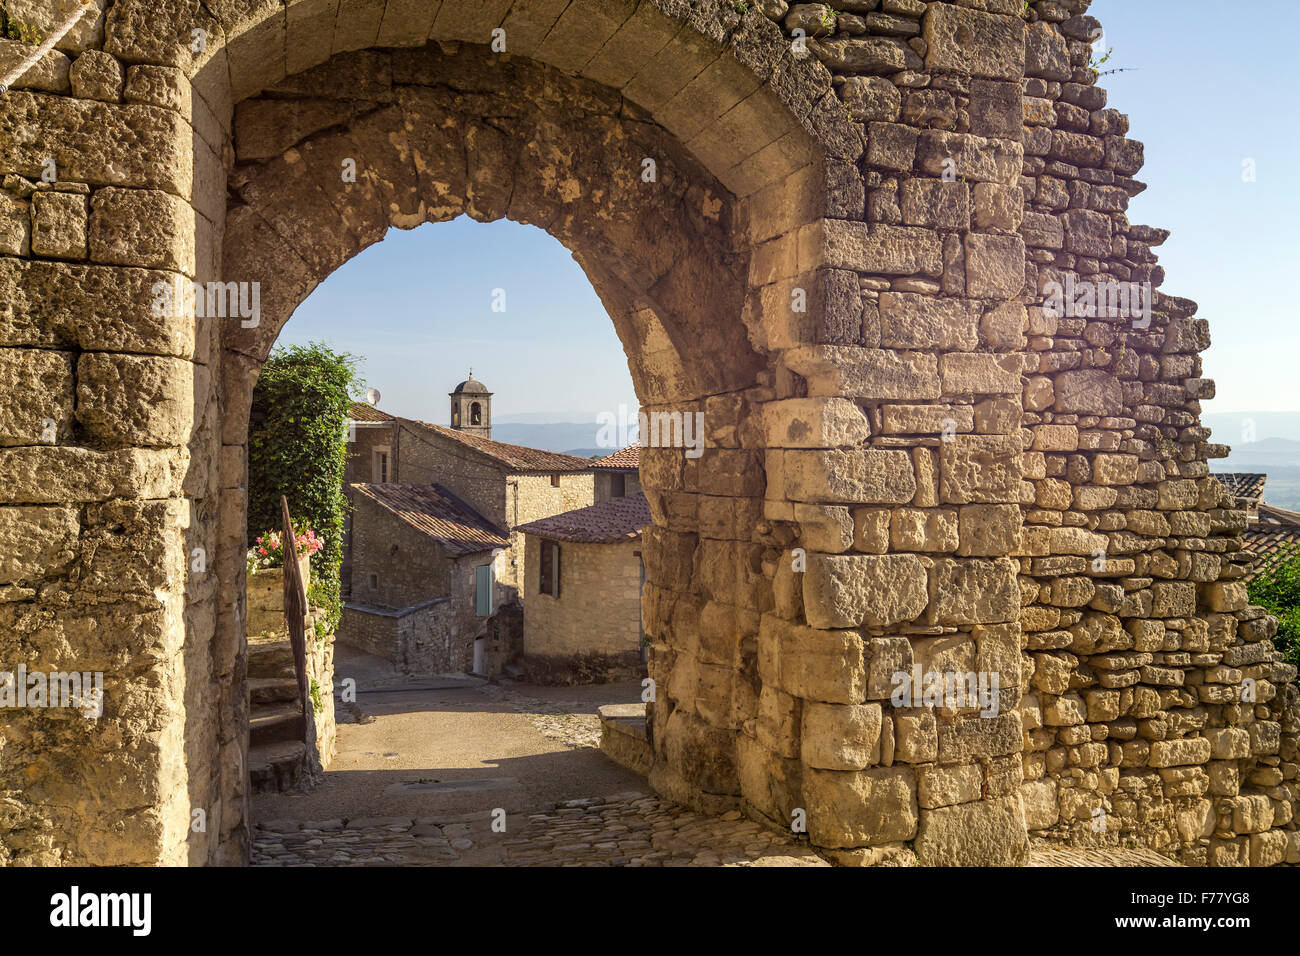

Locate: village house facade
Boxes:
[517,493,650,684]
[590,445,642,502]
[342,482,513,675]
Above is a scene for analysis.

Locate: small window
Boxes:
[539,540,561,597]
[610,473,626,498]
[368,573,378,589]
[550,473,561,487]
[373,448,390,483]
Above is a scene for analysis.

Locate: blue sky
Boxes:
[280,0,1299,429]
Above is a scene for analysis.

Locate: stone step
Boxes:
[248,676,299,705]
[249,741,310,795]
[598,703,652,776]
[248,640,295,680]
[250,701,305,747]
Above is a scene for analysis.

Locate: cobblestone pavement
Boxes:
[480,683,605,750]
[253,791,826,867]
[253,791,1181,867]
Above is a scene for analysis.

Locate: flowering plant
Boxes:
[247,526,323,573]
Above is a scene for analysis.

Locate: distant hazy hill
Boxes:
[491,422,616,457]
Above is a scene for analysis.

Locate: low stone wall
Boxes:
[519,650,646,686]
[304,617,336,771]
[246,556,311,639]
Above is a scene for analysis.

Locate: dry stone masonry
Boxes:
[0,0,1295,867]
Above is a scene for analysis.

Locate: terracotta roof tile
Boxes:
[403,420,593,472]
[350,482,509,556]
[516,493,650,544]
[349,401,395,422]
[590,445,640,470]
[1241,504,1300,577]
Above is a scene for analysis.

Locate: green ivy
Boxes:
[0,2,43,44]
[1246,545,1300,677]
[247,342,362,637]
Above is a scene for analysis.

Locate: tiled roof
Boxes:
[1214,472,1266,504]
[516,493,650,544]
[590,445,640,470]
[1241,504,1300,577]
[402,419,592,472]
[350,483,509,556]
[349,401,395,423]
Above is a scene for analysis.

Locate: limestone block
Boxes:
[880,403,974,435]
[89,188,194,272]
[30,192,88,261]
[1053,368,1123,415]
[782,448,916,504]
[0,348,74,445]
[1206,728,1250,760]
[963,234,1025,299]
[805,766,918,848]
[981,302,1027,350]
[866,635,912,700]
[1230,794,1274,835]
[69,50,124,101]
[1020,778,1059,830]
[1148,737,1211,768]
[801,702,882,770]
[778,623,867,704]
[794,504,854,553]
[838,75,900,123]
[815,36,921,74]
[972,182,1023,233]
[922,5,1024,81]
[890,507,958,552]
[939,434,1022,504]
[913,794,1029,866]
[893,710,937,762]
[803,553,928,629]
[1250,830,1288,867]
[1091,453,1138,486]
[917,130,1022,185]
[899,179,969,231]
[878,293,978,350]
[0,94,192,196]
[7,0,106,54]
[957,503,1021,556]
[1203,582,1248,613]
[124,65,192,119]
[823,219,943,276]
[928,557,1019,626]
[939,352,1023,394]
[0,506,80,584]
[1024,21,1070,80]
[0,445,185,504]
[0,194,30,256]
[0,38,70,92]
[76,353,202,446]
[937,712,1022,762]
[918,763,982,809]
[786,345,942,400]
[764,397,871,448]
[852,507,890,554]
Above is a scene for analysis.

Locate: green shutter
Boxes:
[475,564,493,616]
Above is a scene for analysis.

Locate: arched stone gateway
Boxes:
[0,0,1295,867]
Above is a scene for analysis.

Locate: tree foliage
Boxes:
[247,342,361,634]
[1246,546,1300,674]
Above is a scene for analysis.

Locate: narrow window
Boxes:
[539,540,561,597]
[550,473,561,487]
[373,448,390,483]
[368,573,378,590]
[475,564,494,616]
[610,473,626,498]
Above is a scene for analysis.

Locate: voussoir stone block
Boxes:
[803,553,929,629]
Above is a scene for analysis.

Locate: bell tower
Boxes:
[449,371,492,439]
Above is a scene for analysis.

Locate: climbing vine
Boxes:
[247,342,362,636]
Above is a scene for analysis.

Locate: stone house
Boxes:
[340,481,512,675]
[516,493,650,683]
[342,377,596,599]
[590,444,641,503]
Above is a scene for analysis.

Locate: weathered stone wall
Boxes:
[345,492,456,610]
[1,0,1293,867]
[505,472,596,589]
[521,533,644,667]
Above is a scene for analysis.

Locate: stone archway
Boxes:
[2,0,1296,868]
